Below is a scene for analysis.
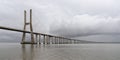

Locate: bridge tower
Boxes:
[21,9,35,44]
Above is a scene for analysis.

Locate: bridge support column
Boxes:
[70,40,72,44]
[52,37,55,44]
[51,37,54,44]
[49,37,52,44]
[43,35,45,44]
[52,37,54,44]
[63,39,64,44]
[44,36,48,44]
[57,38,59,44]
[47,36,50,44]
[59,38,61,44]
[55,37,57,44]
[45,36,48,44]
[35,34,38,44]
[62,39,63,44]
[39,35,41,44]
[30,9,35,44]
[21,10,27,44]
[21,9,35,44]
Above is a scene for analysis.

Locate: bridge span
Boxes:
[0,9,83,44]
[0,26,81,44]
[0,26,82,44]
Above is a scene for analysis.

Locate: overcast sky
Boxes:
[1,0,120,42]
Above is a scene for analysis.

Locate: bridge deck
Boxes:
[0,26,70,39]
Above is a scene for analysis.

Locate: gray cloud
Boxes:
[1,0,120,42]
[50,14,120,36]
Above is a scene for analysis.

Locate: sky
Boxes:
[0,0,120,42]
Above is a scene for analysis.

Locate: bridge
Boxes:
[0,9,85,44]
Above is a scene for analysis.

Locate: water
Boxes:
[0,43,120,60]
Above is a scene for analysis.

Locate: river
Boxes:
[0,43,120,60]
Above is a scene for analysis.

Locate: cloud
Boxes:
[50,14,120,37]
[1,0,120,42]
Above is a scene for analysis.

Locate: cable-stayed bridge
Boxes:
[0,9,87,44]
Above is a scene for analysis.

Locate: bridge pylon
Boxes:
[21,9,35,44]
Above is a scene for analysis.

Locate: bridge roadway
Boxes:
[0,26,107,44]
[0,26,82,44]
[0,26,64,38]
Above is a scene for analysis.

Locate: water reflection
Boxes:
[22,44,35,60]
[22,44,26,60]
[9,44,120,60]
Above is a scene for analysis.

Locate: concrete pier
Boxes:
[39,35,41,44]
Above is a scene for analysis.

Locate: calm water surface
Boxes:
[0,43,120,60]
